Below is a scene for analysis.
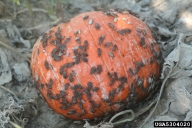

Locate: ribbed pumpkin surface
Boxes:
[31,10,161,120]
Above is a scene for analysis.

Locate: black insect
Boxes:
[96,65,102,74]
[135,61,145,68]
[112,45,117,51]
[50,95,59,100]
[108,51,114,57]
[139,37,146,48]
[109,89,115,99]
[59,105,67,110]
[102,98,110,103]
[79,45,86,51]
[61,97,67,104]
[79,102,83,109]
[92,87,99,92]
[104,42,112,47]
[87,82,93,90]
[55,32,61,40]
[95,23,100,29]
[110,78,115,86]
[107,72,112,78]
[97,48,102,57]
[83,89,91,99]
[51,47,62,61]
[105,11,118,17]
[74,84,83,89]
[46,79,53,89]
[116,86,121,93]
[129,68,135,76]
[98,34,105,45]
[83,15,89,20]
[62,63,70,69]
[47,90,52,99]
[117,29,131,36]
[108,23,116,30]
[75,57,80,64]
[72,96,77,104]
[89,107,95,113]
[39,84,44,89]
[64,37,71,44]
[114,72,118,80]
[41,33,48,47]
[64,83,70,90]
[136,28,141,33]
[67,109,76,115]
[90,100,100,108]
[90,66,97,74]
[75,113,81,117]
[63,70,68,79]
[150,57,154,64]
[81,57,88,62]
[68,62,75,67]
[75,37,81,44]
[60,90,66,96]
[137,77,144,87]
[50,40,55,44]
[69,73,73,82]
[44,60,49,70]
[121,77,127,84]
[82,52,88,57]
[84,40,88,47]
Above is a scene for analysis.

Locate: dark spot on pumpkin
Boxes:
[62,70,68,79]
[117,29,131,36]
[46,79,53,89]
[87,82,93,90]
[90,66,97,74]
[96,65,102,74]
[83,15,89,20]
[90,100,100,108]
[39,84,44,89]
[69,73,74,82]
[108,23,116,30]
[44,60,49,70]
[104,42,112,47]
[64,83,70,90]
[129,68,135,76]
[92,87,99,92]
[81,57,88,62]
[108,51,114,57]
[95,23,100,30]
[112,45,117,51]
[109,89,115,99]
[110,78,115,86]
[98,34,105,45]
[67,109,76,115]
[84,40,88,47]
[139,37,146,48]
[97,48,102,57]
[64,37,71,44]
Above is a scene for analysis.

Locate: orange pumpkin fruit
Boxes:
[31,10,161,120]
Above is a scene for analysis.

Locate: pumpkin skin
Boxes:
[31,10,161,120]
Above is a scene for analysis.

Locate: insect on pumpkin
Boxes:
[98,34,105,45]
[83,15,89,20]
[44,60,49,70]
[97,48,102,56]
[95,23,100,29]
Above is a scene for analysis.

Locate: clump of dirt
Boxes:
[0,0,192,128]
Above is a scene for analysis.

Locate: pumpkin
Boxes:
[31,10,161,120]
